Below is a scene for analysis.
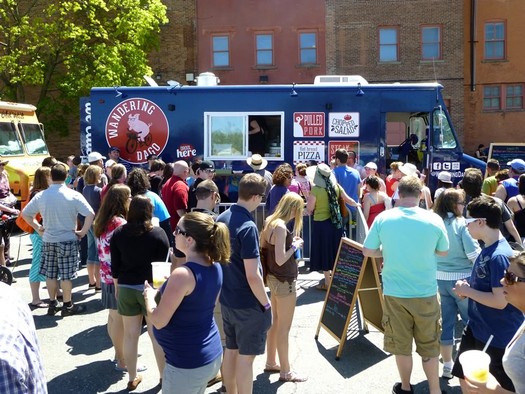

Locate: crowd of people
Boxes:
[2,145,525,393]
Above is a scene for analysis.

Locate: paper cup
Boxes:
[151,262,171,288]
[459,350,491,383]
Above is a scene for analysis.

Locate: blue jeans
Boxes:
[438,279,469,345]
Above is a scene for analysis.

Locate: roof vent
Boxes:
[314,75,368,86]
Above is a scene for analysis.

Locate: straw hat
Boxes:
[306,163,337,188]
[399,163,418,177]
[246,154,268,170]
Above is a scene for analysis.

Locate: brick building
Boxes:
[463,0,525,154]
[325,0,465,146]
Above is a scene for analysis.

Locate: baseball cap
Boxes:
[364,162,377,170]
[109,146,120,153]
[437,171,453,184]
[199,160,215,171]
[507,159,525,173]
[105,159,116,168]
[87,152,106,163]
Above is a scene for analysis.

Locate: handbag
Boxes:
[15,199,39,234]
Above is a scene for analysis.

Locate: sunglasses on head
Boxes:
[503,270,525,285]
[174,226,189,237]
[465,217,487,225]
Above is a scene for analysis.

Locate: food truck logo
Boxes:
[105,98,169,164]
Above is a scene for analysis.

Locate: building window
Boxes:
[483,85,524,111]
[421,26,442,60]
[379,27,399,62]
[483,86,501,111]
[256,34,273,66]
[506,85,523,109]
[484,21,505,60]
[212,36,230,67]
[299,32,317,64]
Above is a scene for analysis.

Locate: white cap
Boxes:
[437,171,453,183]
[364,162,377,170]
[87,152,105,163]
[105,159,116,168]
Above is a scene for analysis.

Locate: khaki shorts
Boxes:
[267,274,296,297]
[382,295,441,357]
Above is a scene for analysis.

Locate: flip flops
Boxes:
[29,301,49,310]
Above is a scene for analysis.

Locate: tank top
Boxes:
[514,198,525,237]
[153,261,223,369]
[262,229,297,284]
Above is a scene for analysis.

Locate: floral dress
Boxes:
[97,216,126,285]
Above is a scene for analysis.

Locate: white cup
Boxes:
[151,262,171,289]
[459,350,491,383]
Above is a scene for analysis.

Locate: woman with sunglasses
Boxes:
[143,212,230,394]
[463,252,525,393]
[110,195,170,391]
[260,192,307,383]
[433,188,480,379]
[453,196,524,393]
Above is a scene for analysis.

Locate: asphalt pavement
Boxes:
[7,232,462,393]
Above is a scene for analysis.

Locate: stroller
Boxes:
[0,214,20,285]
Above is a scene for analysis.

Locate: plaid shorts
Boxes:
[40,240,79,280]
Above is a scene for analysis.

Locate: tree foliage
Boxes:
[0,0,168,135]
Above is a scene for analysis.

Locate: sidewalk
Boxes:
[7,233,461,393]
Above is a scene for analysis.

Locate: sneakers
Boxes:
[61,303,86,317]
[47,301,62,316]
[442,365,453,379]
[392,382,414,394]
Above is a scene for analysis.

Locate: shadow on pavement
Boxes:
[65,323,112,356]
[412,379,463,393]
[47,360,141,394]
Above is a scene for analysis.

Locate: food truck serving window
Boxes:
[205,112,284,161]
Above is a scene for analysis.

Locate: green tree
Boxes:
[0,0,168,135]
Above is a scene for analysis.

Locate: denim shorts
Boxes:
[40,240,79,280]
[221,304,272,355]
[101,283,118,310]
[86,227,100,264]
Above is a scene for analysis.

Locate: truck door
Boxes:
[427,106,460,190]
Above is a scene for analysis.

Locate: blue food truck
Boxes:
[82,74,485,193]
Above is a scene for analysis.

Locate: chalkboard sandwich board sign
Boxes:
[315,237,384,360]
[487,143,525,170]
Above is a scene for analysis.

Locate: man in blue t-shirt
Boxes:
[217,173,272,394]
[363,176,449,394]
[452,196,524,392]
[333,149,360,217]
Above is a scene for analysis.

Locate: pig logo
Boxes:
[105,98,169,165]
[127,114,152,142]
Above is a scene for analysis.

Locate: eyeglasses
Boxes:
[204,169,215,173]
[503,270,525,285]
[465,217,486,225]
[174,226,188,237]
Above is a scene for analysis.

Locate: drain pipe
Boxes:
[470,0,477,91]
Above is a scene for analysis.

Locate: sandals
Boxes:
[279,370,308,382]
[264,363,280,373]
[315,283,328,291]
[127,375,142,391]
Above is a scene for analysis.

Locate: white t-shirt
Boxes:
[503,320,525,393]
